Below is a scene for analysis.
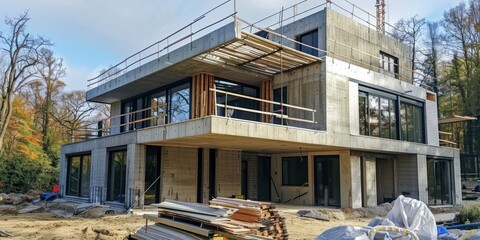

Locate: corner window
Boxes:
[297,29,318,56]
[379,52,399,79]
[359,86,424,143]
[273,87,288,125]
[427,158,453,205]
[67,154,91,197]
[282,156,308,186]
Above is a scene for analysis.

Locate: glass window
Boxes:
[389,99,397,139]
[369,95,380,137]
[400,102,424,143]
[380,98,390,138]
[151,91,167,126]
[67,154,91,197]
[282,156,308,186]
[427,158,453,205]
[297,29,318,56]
[215,79,259,121]
[108,150,127,203]
[169,83,190,123]
[121,101,134,132]
[273,87,288,125]
[359,93,368,135]
[379,52,399,79]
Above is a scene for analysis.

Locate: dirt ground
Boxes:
[0,210,372,240]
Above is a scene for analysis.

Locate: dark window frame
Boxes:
[107,148,128,203]
[214,78,260,121]
[379,51,399,79]
[120,78,192,132]
[296,29,319,57]
[359,85,425,143]
[282,156,309,186]
[66,153,91,198]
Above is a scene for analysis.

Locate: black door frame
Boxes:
[314,155,340,207]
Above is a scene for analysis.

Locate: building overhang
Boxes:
[86,22,321,104]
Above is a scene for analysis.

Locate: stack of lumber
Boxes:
[131,199,288,240]
[210,197,288,239]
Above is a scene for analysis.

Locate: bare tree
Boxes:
[0,12,50,154]
[52,90,95,142]
[393,15,426,83]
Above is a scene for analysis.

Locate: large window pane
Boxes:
[359,93,368,135]
[380,98,390,138]
[369,95,380,137]
[297,29,318,56]
[406,104,415,142]
[80,156,91,197]
[414,106,424,143]
[108,150,127,202]
[282,157,308,186]
[67,156,81,196]
[389,100,397,139]
[151,91,166,126]
[215,80,259,121]
[169,83,190,123]
[400,104,407,140]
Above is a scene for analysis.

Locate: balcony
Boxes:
[87,88,317,141]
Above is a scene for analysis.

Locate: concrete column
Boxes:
[350,155,362,208]
[453,150,462,205]
[339,151,352,208]
[59,151,68,196]
[110,101,121,135]
[416,154,428,203]
[90,148,107,203]
[349,81,360,136]
[126,144,145,208]
[362,157,377,207]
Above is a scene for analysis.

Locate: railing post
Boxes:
[224,93,228,117]
[214,89,218,116]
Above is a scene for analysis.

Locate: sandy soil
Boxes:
[0,210,372,240]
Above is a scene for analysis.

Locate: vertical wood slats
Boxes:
[260,80,272,122]
[192,73,215,119]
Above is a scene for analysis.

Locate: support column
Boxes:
[260,80,273,122]
[350,155,362,208]
[453,150,462,205]
[339,151,352,208]
[362,157,377,207]
[192,73,215,118]
[416,154,428,203]
[90,148,107,203]
[126,144,145,208]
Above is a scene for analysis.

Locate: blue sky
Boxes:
[2,0,462,90]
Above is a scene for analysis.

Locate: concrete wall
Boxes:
[216,150,242,197]
[396,154,420,200]
[425,95,440,146]
[325,9,412,83]
[110,101,121,135]
[242,152,259,200]
[272,63,325,130]
[160,146,197,202]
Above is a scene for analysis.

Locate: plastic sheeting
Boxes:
[316,226,370,240]
[386,195,437,240]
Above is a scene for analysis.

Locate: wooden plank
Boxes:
[144,214,212,237]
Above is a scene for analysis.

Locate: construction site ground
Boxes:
[0,202,460,240]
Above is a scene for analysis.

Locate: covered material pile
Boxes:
[131,198,288,240]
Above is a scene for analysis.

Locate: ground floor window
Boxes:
[282,156,308,186]
[66,154,91,197]
[107,150,127,202]
[427,158,453,205]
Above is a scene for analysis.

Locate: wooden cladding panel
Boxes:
[192,73,215,118]
[260,80,272,122]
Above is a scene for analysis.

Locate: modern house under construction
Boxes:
[59,0,462,209]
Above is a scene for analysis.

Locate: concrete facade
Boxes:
[61,7,462,209]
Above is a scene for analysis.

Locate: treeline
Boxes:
[0,13,106,193]
[392,0,480,153]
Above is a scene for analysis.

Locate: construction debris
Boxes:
[132,198,288,239]
[0,230,12,237]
